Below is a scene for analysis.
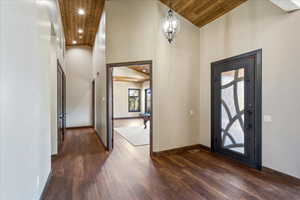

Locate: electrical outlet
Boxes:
[264,115,272,122]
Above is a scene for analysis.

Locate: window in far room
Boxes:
[128,88,141,112]
[145,88,151,114]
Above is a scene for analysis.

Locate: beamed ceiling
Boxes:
[58,0,105,47]
[59,0,247,47]
[159,0,247,28]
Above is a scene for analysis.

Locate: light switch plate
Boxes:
[189,110,194,116]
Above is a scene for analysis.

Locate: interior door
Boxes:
[57,61,66,153]
[211,50,262,169]
[92,80,95,128]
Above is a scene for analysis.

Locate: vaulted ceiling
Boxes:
[58,0,105,47]
[159,0,247,28]
[59,0,247,47]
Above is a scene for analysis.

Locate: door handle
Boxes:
[246,124,253,130]
[246,109,253,115]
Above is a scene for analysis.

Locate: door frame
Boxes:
[106,60,153,155]
[211,49,262,169]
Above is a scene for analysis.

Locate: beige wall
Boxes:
[113,81,143,118]
[105,0,200,152]
[66,46,93,127]
[93,12,107,146]
[199,0,300,178]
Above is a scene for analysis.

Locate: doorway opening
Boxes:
[211,50,262,169]
[107,61,153,154]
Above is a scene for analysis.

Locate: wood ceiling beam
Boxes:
[113,76,150,83]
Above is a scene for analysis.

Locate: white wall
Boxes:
[66,46,93,127]
[199,0,300,178]
[0,0,55,199]
[105,0,200,152]
[93,12,107,146]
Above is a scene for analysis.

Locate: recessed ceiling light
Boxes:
[78,29,84,34]
[79,35,83,39]
[78,8,85,15]
[72,40,77,44]
[142,69,147,72]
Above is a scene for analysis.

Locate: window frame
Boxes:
[128,88,141,112]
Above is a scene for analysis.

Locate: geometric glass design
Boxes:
[221,69,245,154]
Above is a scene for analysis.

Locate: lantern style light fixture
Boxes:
[161,0,180,44]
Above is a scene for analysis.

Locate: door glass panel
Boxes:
[221,69,245,154]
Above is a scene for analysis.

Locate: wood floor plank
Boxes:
[43,128,300,200]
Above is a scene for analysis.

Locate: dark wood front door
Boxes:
[211,50,262,169]
[57,61,66,153]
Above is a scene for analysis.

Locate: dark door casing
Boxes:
[211,49,262,169]
[57,61,66,153]
[106,61,153,154]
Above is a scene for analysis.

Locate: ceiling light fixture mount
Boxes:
[78,8,85,15]
[78,29,84,34]
[161,0,180,44]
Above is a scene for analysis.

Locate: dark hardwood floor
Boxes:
[43,128,300,200]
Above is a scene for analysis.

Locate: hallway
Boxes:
[43,128,300,200]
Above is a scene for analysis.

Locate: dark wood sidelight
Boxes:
[211,50,262,169]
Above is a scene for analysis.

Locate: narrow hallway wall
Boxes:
[66,46,93,128]
[93,12,107,146]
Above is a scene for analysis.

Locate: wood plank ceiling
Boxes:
[159,0,247,28]
[58,0,105,47]
[59,0,247,47]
